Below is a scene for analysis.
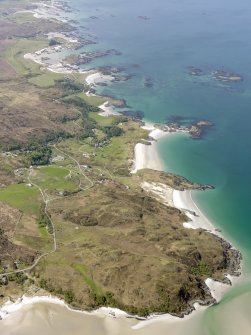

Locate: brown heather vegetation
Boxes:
[0,87,80,150]
[32,181,233,315]
[0,202,37,266]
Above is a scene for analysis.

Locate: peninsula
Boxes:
[0,0,241,319]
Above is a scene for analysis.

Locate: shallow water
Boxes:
[1,0,251,333]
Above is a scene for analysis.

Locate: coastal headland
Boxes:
[0,0,241,320]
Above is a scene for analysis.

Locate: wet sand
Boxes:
[1,285,251,335]
[0,300,206,335]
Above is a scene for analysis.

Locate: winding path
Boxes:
[0,144,94,279]
[53,144,94,191]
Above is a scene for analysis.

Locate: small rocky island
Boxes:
[187,66,244,83]
[163,116,213,139]
[187,66,203,76]
[212,70,243,82]
[143,77,154,88]
[138,15,150,20]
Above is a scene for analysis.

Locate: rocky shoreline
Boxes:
[151,119,213,140]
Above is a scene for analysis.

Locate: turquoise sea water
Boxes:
[66,0,251,333]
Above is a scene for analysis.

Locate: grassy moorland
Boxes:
[29,72,65,88]
[30,166,77,194]
[3,38,47,75]
[0,0,240,317]
[0,183,40,214]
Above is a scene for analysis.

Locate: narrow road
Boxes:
[0,168,57,278]
[0,144,94,278]
[53,144,94,191]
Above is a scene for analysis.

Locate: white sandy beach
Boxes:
[0,295,130,321]
[0,293,207,324]
[131,123,169,173]
[98,101,120,116]
[0,295,211,335]
[1,288,251,335]
[172,188,242,298]
[140,181,174,206]
[131,142,162,172]
[85,72,114,86]
[172,189,217,231]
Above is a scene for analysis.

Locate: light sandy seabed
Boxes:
[0,296,208,335]
[1,289,251,335]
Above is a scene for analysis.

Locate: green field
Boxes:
[71,92,107,107]
[31,166,77,192]
[94,137,126,166]
[89,112,114,126]
[93,124,145,167]
[39,226,49,237]
[9,12,38,24]
[3,38,48,76]
[14,232,52,252]
[55,139,94,156]
[0,183,41,214]
[66,91,123,109]
[29,72,64,87]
